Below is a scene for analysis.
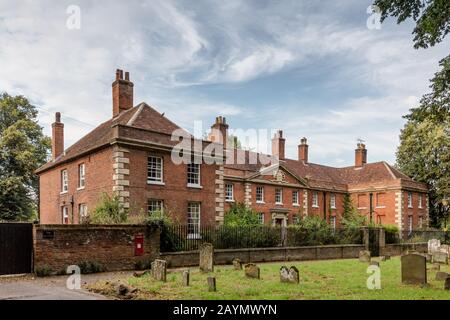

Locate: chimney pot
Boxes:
[298,137,309,163]
[355,142,368,167]
[272,130,285,160]
[208,115,229,149]
[52,112,64,160]
[55,112,61,123]
[112,69,134,117]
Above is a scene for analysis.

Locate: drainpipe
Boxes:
[369,193,373,224]
[323,192,327,221]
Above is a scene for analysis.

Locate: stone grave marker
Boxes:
[244,263,260,279]
[401,254,427,285]
[151,259,167,282]
[428,239,441,254]
[288,266,300,284]
[207,277,216,292]
[370,261,380,267]
[432,252,448,264]
[182,270,190,286]
[445,277,450,290]
[280,266,289,283]
[199,243,214,273]
[432,263,441,271]
[359,250,371,263]
[232,258,242,270]
[435,271,448,281]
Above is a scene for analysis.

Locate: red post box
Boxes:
[134,234,144,256]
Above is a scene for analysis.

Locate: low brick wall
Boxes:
[34,224,160,274]
[160,244,366,268]
[161,242,429,268]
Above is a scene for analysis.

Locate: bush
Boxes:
[383,225,400,244]
[135,260,152,271]
[90,193,128,224]
[35,265,53,277]
[78,261,105,274]
[224,203,260,227]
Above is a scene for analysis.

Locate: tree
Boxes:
[224,202,260,227]
[341,194,367,228]
[89,193,128,224]
[373,0,450,49]
[0,93,51,221]
[396,57,450,227]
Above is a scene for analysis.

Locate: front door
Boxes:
[275,218,284,227]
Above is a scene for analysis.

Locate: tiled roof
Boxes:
[36,103,186,173]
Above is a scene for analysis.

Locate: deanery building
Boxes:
[36,69,429,234]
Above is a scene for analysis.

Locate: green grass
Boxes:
[88,257,450,300]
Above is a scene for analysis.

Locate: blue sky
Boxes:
[0,0,448,167]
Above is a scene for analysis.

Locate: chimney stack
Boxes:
[208,116,229,149]
[112,69,134,117]
[298,137,308,163]
[271,130,285,160]
[355,142,367,167]
[52,112,64,160]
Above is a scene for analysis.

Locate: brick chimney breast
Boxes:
[355,142,367,167]
[112,69,134,117]
[208,116,229,149]
[298,137,308,163]
[51,112,64,160]
[272,130,285,160]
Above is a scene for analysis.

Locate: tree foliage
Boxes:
[89,193,128,224]
[0,93,50,221]
[224,202,261,227]
[341,194,367,228]
[373,0,450,49]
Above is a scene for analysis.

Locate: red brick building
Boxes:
[36,69,429,233]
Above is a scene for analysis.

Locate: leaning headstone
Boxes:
[359,250,371,263]
[288,266,300,284]
[401,254,427,285]
[280,266,290,283]
[428,239,441,254]
[432,252,448,264]
[182,270,190,286]
[199,243,214,273]
[207,277,216,292]
[244,263,260,279]
[232,258,242,270]
[435,271,449,281]
[151,259,167,282]
[445,277,450,290]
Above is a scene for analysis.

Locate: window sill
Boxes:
[225,199,235,203]
[60,191,68,195]
[77,187,85,191]
[187,184,203,189]
[408,206,413,209]
[357,207,367,210]
[275,203,283,206]
[148,181,165,186]
[330,207,336,210]
[256,201,265,204]
[293,204,300,207]
[187,234,202,240]
[312,205,319,208]
[375,206,386,209]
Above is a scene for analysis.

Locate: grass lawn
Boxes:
[87,257,450,300]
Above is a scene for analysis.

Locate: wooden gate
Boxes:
[0,223,33,275]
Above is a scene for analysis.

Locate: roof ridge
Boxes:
[382,161,397,179]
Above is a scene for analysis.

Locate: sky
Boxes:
[0,0,448,167]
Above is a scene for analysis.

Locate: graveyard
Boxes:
[86,256,450,300]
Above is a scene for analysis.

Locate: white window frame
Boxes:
[148,199,164,215]
[187,163,201,188]
[187,202,201,239]
[330,193,336,209]
[330,216,336,230]
[147,156,164,185]
[312,192,319,208]
[61,169,68,193]
[256,186,265,203]
[418,216,424,229]
[258,212,265,225]
[408,192,413,208]
[78,163,85,189]
[79,203,88,223]
[225,184,234,202]
[408,215,413,233]
[292,191,299,206]
[275,188,283,205]
[418,194,423,209]
[62,206,69,224]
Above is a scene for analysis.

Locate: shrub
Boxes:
[135,260,152,271]
[90,193,128,224]
[35,265,53,277]
[383,224,400,244]
[78,261,105,274]
[224,203,260,227]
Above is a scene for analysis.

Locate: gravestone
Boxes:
[244,263,260,279]
[280,266,289,283]
[199,243,214,273]
[432,252,448,264]
[288,266,300,284]
[232,258,242,270]
[359,250,371,263]
[425,253,432,263]
[432,263,441,271]
[435,271,448,281]
[182,270,190,286]
[207,277,216,292]
[445,277,450,290]
[438,244,450,255]
[401,254,427,285]
[428,239,441,254]
[151,259,167,282]
[380,255,390,261]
